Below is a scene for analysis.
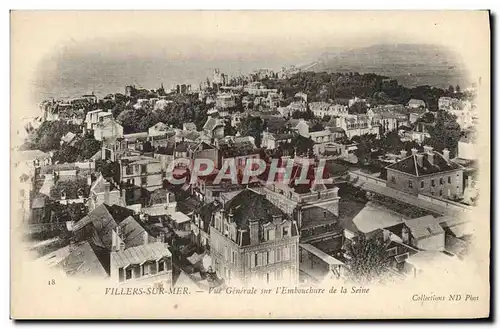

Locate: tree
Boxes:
[380,130,404,153]
[53,145,78,163]
[344,234,391,283]
[425,111,462,157]
[352,133,379,165]
[75,137,102,160]
[348,102,367,114]
[238,116,265,147]
[26,121,80,152]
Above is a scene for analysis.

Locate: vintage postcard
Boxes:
[10,11,490,319]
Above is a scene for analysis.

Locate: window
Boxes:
[275,270,283,281]
[282,227,289,237]
[431,179,435,187]
[420,181,424,188]
[439,190,443,197]
[408,180,413,188]
[391,176,396,184]
[440,178,444,185]
[143,263,150,276]
[158,260,165,272]
[254,253,258,267]
[126,166,133,175]
[141,177,147,186]
[141,164,147,174]
[448,176,451,184]
[125,268,132,280]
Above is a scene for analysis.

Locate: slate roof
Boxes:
[224,189,284,230]
[386,151,462,177]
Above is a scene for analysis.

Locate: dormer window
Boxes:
[60,190,66,200]
[282,226,289,237]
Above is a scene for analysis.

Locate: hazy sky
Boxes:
[11,11,489,115]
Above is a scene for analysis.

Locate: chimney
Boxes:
[143,231,149,245]
[249,218,260,245]
[416,154,424,167]
[423,145,433,154]
[442,148,450,162]
[411,148,418,156]
[400,150,407,158]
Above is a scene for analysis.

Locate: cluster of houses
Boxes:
[14,68,480,288]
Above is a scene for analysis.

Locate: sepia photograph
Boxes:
[10,10,490,319]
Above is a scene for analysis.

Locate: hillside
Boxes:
[307,44,470,89]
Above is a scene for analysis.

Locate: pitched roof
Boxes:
[71,204,134,249]
[405,215,444,239]
[386,151,462,177]
[352,202,404,234]
[110,242,171,268]
[224,189,284,230]
[59,241,109,277]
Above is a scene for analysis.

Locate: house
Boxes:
[169,211,192,232]
[110,242,173,286]
[203,117,225,141]
[334,114,379,139]
[119,155,163,192]
[261,132,293,150]
[287,119,312,138]
[403,215,445,251]
[309,130,335,155]
[94,119,124,142]
[385,146,464,198]
[209,189,300,285]
[407,99,426,109]
[88,173,124,211]
[148,122,172,137]
[85,110,113,131]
